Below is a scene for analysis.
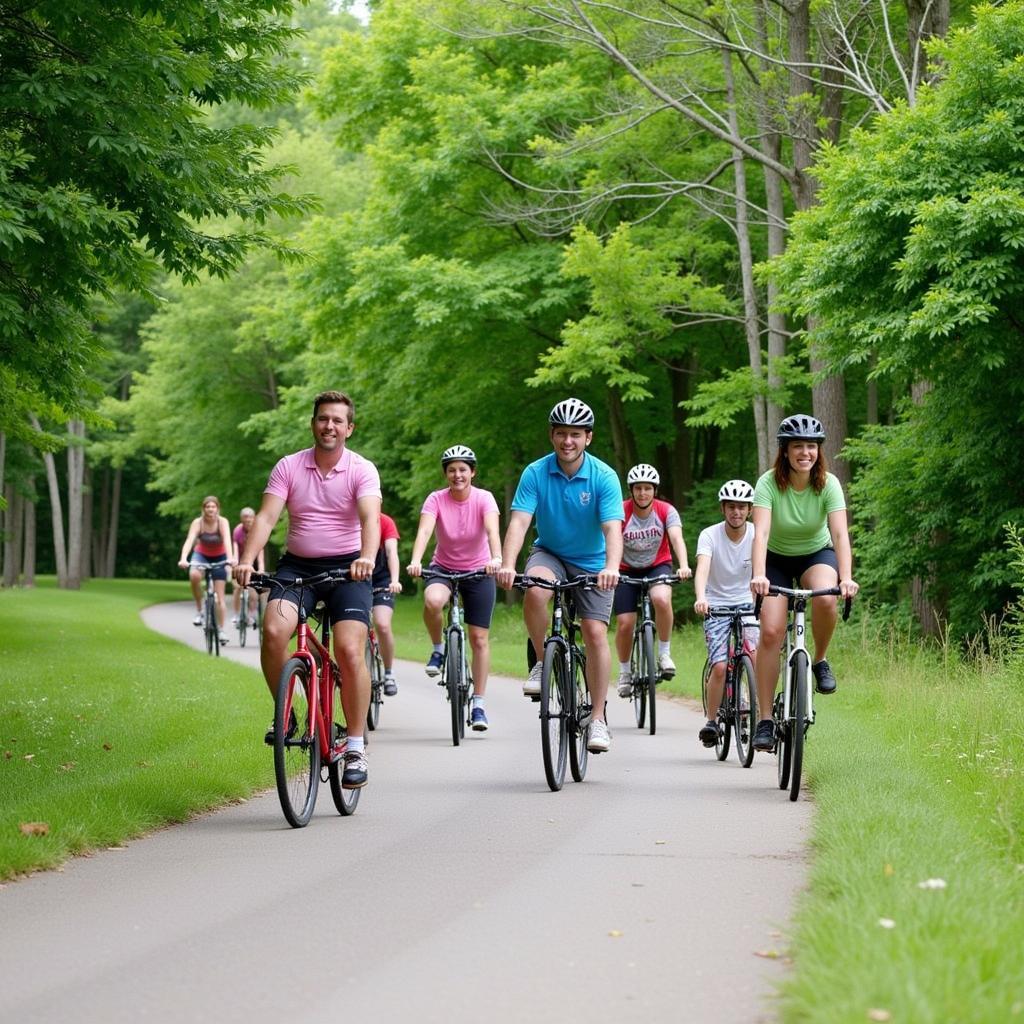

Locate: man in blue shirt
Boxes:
[498,398,624,753]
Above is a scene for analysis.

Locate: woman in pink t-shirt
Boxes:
[407,445,502,732]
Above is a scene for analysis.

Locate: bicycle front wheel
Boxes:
[275,658,320,828]
[238,592,248,648]
[642,621,657,736]
[631,631,647,729]
[734,654,757,768]
[775,692,791,791]
[365,640,382,732]
[568,653,590,783]
[540,641,568,791]
[328,672,360,817]
[447,629,465,746]
[788,652,808,802]
[204,594,217,655]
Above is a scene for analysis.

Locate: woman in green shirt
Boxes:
[749,414,859,752]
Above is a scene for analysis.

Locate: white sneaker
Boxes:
[658,652,676,679]
[193,613,203,627]
[617,670,633,698]
[218,631,228,645]
[523,661,544,697]
[231,615,238,625]
[587,719,611,753]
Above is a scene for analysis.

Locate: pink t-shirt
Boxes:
[265,446,381,558]
[421,487,499,571]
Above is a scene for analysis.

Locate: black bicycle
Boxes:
[755,585,851,801]
[619,574,682,735]
[188,559,228,656]
[518,574,596,792]
[237,584,262,648]
[700,607,759,767]
[427,569,487,746]
[365,587,388,732]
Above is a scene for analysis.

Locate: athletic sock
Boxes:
[432,642,444,654]
[471,696,485,708]
[619,661,631,675]
[658,641,671,657]
[347,736,365,754]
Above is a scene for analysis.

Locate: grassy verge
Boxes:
[0,579,268,880]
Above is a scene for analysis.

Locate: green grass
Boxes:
[0,578,268,879]
[4,583,1023,1022]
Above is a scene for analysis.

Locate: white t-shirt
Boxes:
[696,521,754,605]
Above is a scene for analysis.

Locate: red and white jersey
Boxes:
[620,498,681,570]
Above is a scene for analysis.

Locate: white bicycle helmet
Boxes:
[627,464,660,486]
[441,444,477,467]
[776,413,825,443]
[718,479,755,503]
[549,397,595,429]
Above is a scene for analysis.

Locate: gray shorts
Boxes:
[524,547,615,625]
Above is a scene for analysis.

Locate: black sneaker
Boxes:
[698,720,719,747]
[752,720,775,752]
[264,709,297,746]
[342,749,368,789]
[425,651,443,677]
[812,659,837,695]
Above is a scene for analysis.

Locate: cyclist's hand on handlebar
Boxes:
[485,556,502,576]
[233,562,253,586]
[839,577,859,600]
[406,561,422,578]
[496,565,517,590]
[750,574,771,597]
[596,566,620,591]
[389,580,403,594]
[178,559,189,570]
[677,565,693,581]
[694,598,709,616]
[350,557,375,581]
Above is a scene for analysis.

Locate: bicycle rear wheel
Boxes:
[631,631,646,729]
[568,653,590,783]
[775,692,791,790]
[238,591,248,648]
[540,641,568,791]
[447,628,465,746]
[734,654,757,768]
[642,622,657,736]
[328,671,360,817]
[365,639,383,732]
[275,658,320,827]
[788,652,808,801]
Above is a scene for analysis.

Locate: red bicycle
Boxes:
[251,570,361,827]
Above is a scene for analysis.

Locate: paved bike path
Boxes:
[0,601,812,1023]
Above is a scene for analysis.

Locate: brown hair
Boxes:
[201,495,221,511]
[312,390,355,422]
[773,442,828,493]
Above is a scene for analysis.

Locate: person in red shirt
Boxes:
[372,513,403,695]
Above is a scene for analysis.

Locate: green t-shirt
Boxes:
[753,470,846,556]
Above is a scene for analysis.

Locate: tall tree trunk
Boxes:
[906,0,951,90]
[30,414,68,586]
[81,461,93,580]
[866,355,879,425]
[105,465,122,577]
[722,48,769,473]
[66,419,85,590]
[606,389,637,476]
[22,496,36,586]
[2,485,20,586]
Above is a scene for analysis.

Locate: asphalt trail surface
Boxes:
[0,601,812,1023]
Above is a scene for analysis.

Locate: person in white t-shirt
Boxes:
[407,445,502,732]
[693,480,759,747]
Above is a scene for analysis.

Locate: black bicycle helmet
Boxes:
[441,444,477,467]
[776,414,825,443]
[549,397,595,429]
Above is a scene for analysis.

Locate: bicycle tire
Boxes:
[540,640,568,791]
[446,628,465,746]
[238,591,248,648]
[365,639,382,732]
[642,622,657,736]
[275,657,320,828]
[568,651,589,783]
[775,692,791,790]
[788,652,808,801]
[631,630,646,729]
[204,594,217,656]
[734,654,757,768]
[328,671,360,817]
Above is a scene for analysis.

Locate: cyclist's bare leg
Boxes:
[754,595,787,726]
[468,625,489,696]
[802,563,839,662]
[372,604,396,671]
[332,619,370,740]
[580,617,610,722]
[706,660,727,718]
[188,567,203,610]
[614,611,636,663]
[261,598,299,698]
[522,566,556,664]
[214,579,227,627]
[422,582,450,645]
[650,583,674,642]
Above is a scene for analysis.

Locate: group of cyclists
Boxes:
[181,388,858,792]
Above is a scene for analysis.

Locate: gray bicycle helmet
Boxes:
[549,397,595,429]
[776,413,825,443]
[441,444,477,467]
[627,463,660,486]
[718,479,754,503]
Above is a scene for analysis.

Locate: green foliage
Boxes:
[1004,522,1024,659]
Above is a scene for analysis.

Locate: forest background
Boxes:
[2,0,1024,644]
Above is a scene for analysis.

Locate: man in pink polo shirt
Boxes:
[234,390,381,789]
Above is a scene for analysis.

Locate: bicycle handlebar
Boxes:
[424,569,490,582]
[512,573,598,591]
[753,585,853,622]
[187,559,229,570]
[618,574,684,587]
[248,568,352,592]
